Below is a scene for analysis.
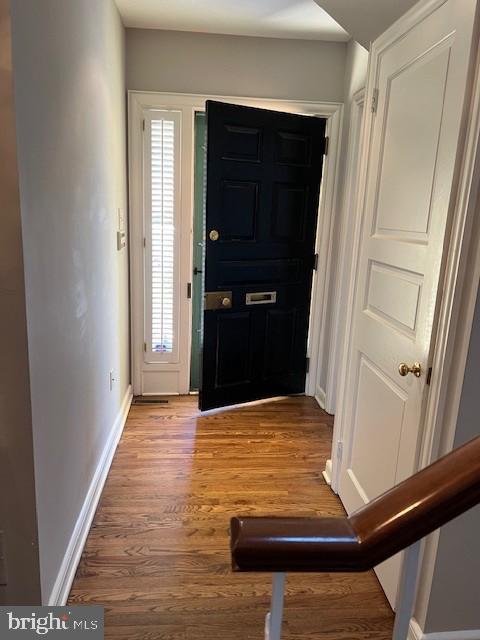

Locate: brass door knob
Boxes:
[398,362,422,378]
[221,297,231,307]
[209,229,219,241]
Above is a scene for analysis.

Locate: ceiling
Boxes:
[115,0,350,42]
[314,0,419,48]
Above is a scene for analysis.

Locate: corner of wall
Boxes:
[0,0,41,605]
[47,386,132,605]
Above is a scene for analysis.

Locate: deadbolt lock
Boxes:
[204,291,232,310]
[398,362,422,378]
[209,229,219,241]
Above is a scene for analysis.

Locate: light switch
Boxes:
[117,231,126,250]
[117,207,126,250]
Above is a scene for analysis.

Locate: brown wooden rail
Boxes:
[230,435,480,572]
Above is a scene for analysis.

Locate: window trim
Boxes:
[143,110,182,364]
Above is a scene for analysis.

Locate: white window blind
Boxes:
[151,118,175,354]
[145,112,181,364]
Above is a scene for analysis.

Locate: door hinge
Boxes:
[143,342,147,353]
[306,357,310,373]
[187,282,192,299]
[323,136,329,156]
[143,237,146,248]
[142,119,145,131]
[426,366,433,386]
[337,440,343,461]
[313,253,319,271]
[371,88,379,114]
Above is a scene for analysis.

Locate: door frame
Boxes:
[323,87,366,419]
[128,91,343,396]
[327,0,480,626]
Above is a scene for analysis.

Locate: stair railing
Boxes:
[230,435,480,640]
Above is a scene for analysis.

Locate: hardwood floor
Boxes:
[69,395,394,639]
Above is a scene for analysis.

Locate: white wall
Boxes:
[316,39,369,410]
[126,28,347,102]
[11,0,129,603]
[420,286,480,634]
[0,0,41,605]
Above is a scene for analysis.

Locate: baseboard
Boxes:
[408,618,480,640]
[47,385,133,605]
[322,459,332,485]
[314,387,326,410]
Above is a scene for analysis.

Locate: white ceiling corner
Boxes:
[115,0,350,42]
[313,0,419,48]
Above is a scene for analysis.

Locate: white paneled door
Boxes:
[337,0,476,607]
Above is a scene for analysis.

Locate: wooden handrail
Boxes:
[230,435,480,572]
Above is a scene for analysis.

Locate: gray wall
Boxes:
[126,28,347,102]
[423,286,480,633]
[0,0,41,605]
[11,0,129,603]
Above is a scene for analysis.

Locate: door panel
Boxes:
[215,313,253,388]
[374,48,451,239]
[338,0,475,608]
[200,101,326,411]
[217,258,302,286]
[263,308,297,380]
[365,262,423,338]
[220,179,259,240]
[350,356,407,500]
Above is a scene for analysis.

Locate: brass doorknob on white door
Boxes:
[398,362,422,378]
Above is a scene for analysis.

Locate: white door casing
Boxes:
[128,92,343,396]
[322,88,366,416]
[335,0,476,608]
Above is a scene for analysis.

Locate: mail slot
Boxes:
[245,291,277,305]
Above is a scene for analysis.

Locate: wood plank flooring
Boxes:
[68,395,394,639]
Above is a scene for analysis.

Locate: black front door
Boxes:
[200,101,327,411]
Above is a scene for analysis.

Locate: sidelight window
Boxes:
[144,111,181,363]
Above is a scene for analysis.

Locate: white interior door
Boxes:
[337,0,476,608]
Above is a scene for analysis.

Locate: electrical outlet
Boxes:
[109,370,115,391]
[0,530,7,586]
